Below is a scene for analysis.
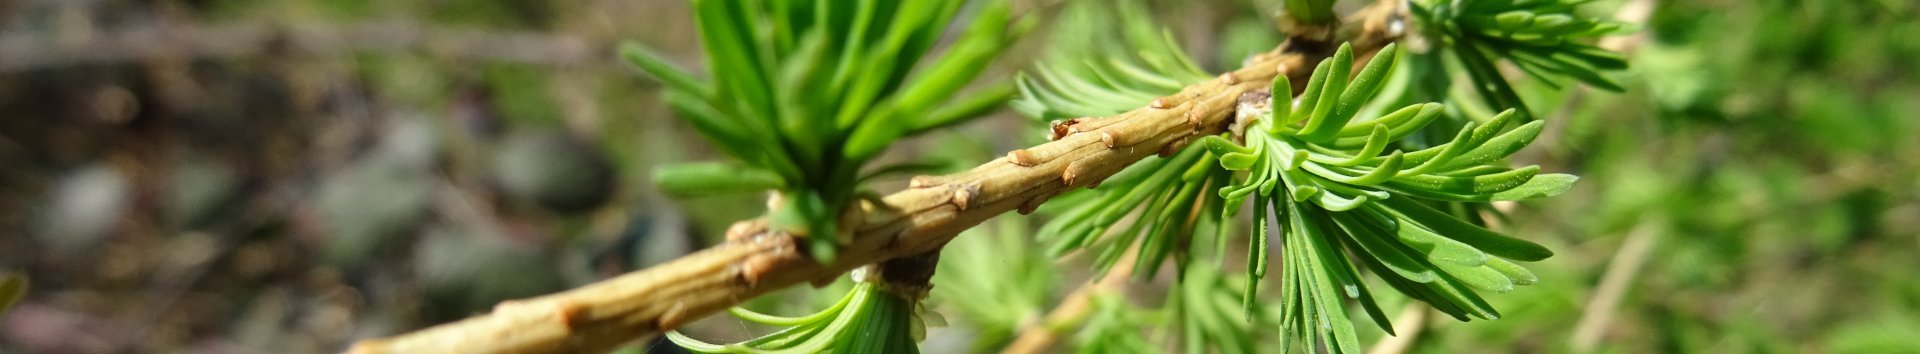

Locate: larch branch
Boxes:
[347,7,1403,353]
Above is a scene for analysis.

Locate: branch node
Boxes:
[1149,95,1183,109]
[950,182,982,211]
[1219,72,1241,85]
[1100,131,1122,148]
[555,301,588,329]
[1008,149,1038,167]
[1185,107,1209,133]
[735,233,799,287]
[725,220,764,241]
[1049,118,1087,141]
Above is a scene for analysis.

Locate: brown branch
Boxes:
[347,7,1403,353]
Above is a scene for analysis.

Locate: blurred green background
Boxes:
[0,0,1915,353]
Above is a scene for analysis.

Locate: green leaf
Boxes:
[1011,1,1211,121]
[1387,165,1541,195]
[1271,70,1294,126]
[1379,197,1554,261]
[1432,260,1517,293]
[890,0,1013,116]
[844,105,910,161]
[1294,44,1355,141]
[653,163,785,197]
[660,92,761,167]
[1330,213,1438,283]
[1303,151,1405,186]
[1331,43,1400,131]
[1222,152,1261,170]
[1438,119,1545,171]
[1329,103,1445,149]
[671,281,925,353]
[1488,173,1578,200]
[620,42,710,98]
[1485,257,1539,286]
[1285,0,1337,25]
[1493,11,1533,30]
[665,331,730,352]
[1289,57,1333,125]
[1318,217,1396,335]
[1400,120,1483,175]
[1389,213,1492,267]
[692,0,776,124]
[1286,201,1362,354]
[1316,124,1394,166]
[1244,209,1270,319]
[1428,271,1504,320]
[912,83,1015,134]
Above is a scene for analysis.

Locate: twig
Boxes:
[346,6,1403,353]
[1570,222,1661,353]
[1542,5,1662,350]
[999,245,1141,354]
[1002,141,1238,354]
[1364,304,1431,354]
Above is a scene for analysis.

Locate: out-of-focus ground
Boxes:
[0,0,1916,353]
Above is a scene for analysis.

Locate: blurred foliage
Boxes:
[1409,0,1631,118]
[931,216,1055,351]
[1412,0,1920,353]
[1010,1,1212,121]
[2,0,1918,353]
